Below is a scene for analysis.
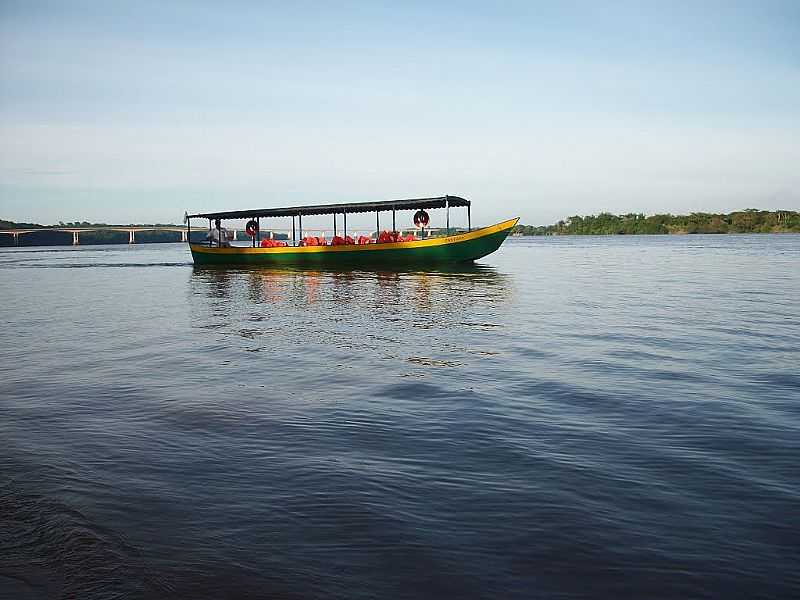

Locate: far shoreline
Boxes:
[3,208,799,246]
[513,209,799,236]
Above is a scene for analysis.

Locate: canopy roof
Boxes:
[188,195,469,220]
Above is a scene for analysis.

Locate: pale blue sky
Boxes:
[1,0,798,226]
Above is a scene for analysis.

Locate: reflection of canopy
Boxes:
[188,196,470,220]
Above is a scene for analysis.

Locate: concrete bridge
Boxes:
[1,225,459,247]
[0,226,189,246]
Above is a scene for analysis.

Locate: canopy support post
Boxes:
[376,211,379,237]
[446,196,450,234]
[343,211,347,238]
[468,204,471,232]
[256,217,260,247]
[333,213,337,237]
[292,216,296,246]
[392,208,396,233]
[299,213,303,243]
[186,217,191,245]
[208,218,212,246]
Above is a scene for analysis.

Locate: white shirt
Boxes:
[206,227,231,247]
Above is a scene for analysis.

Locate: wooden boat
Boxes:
[186,196,518,267]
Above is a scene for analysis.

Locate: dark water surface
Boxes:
[2,236,799,599]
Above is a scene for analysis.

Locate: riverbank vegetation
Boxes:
[514,209,800,235]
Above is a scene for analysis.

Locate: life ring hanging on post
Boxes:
[245,219,259,237]
[413,210,430,229]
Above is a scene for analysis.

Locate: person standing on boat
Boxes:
[207,219,231,247]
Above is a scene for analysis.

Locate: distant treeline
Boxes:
[0,220,180,229]
[514,209,800,235]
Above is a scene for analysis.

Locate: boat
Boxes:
[186,195,518,267]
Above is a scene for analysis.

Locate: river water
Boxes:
[1,235,798,599]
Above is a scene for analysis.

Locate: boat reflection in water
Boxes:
[189,264,512,357]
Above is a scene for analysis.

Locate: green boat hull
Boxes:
[190,218,518,267]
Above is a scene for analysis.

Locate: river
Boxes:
[1,235,798,599]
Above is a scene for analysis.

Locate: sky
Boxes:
[1,0,798,227]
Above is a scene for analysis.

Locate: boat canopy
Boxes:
[188,195,470,220]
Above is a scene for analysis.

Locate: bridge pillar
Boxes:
[129,230,135,244]
[72,231,79,245]
[181,230,187,242]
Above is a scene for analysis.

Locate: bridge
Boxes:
[0,226,189,246]
[1,225,459,246]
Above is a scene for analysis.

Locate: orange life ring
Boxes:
[245,219,259,237]
[413,210,430,228]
